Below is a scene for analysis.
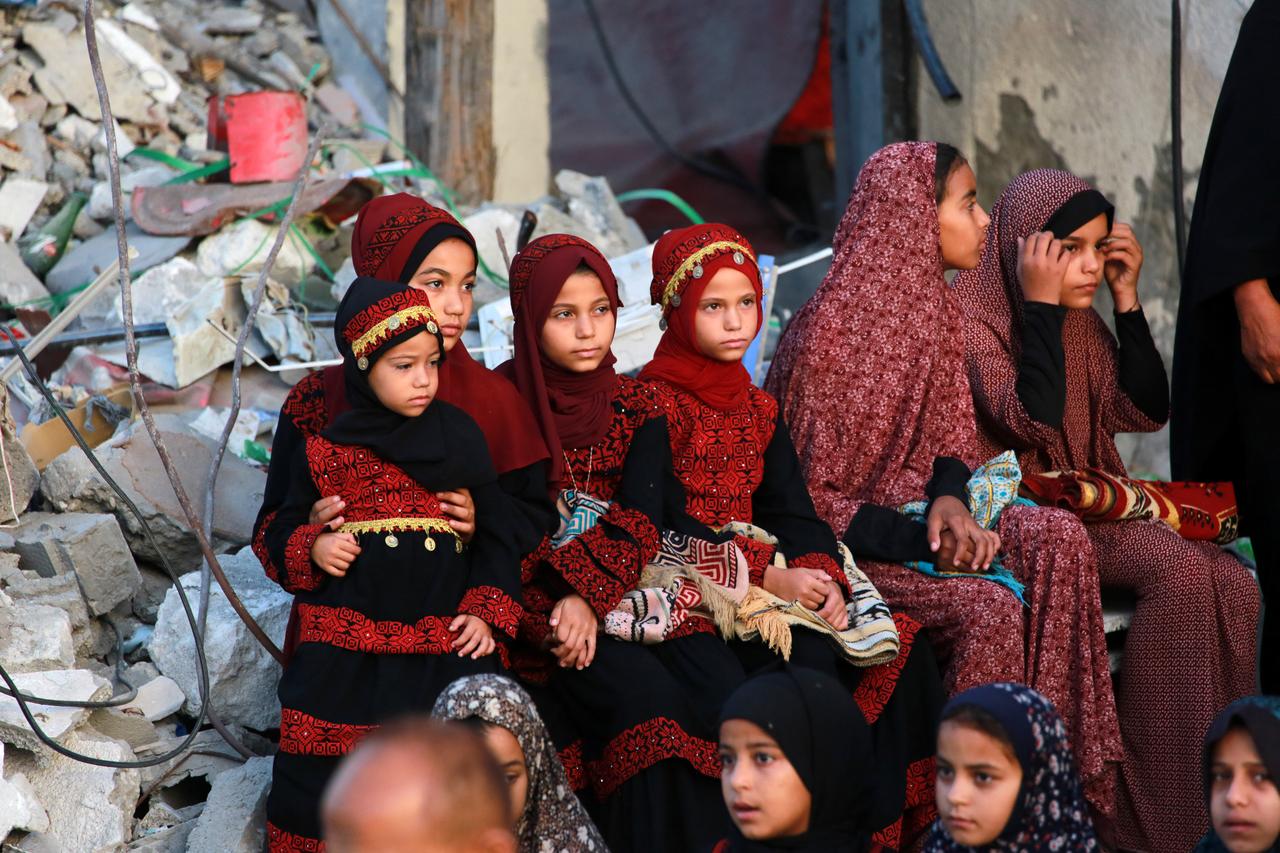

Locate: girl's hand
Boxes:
[763,565,829,610]
[1102,222,1143,313]
[549,594,598,670]
[311,529,360,577]
[449,614,496,659]
[927,496,999,571]
[308,495,345,527]
[439,488,476,544]
[816,581,849,630]
[1017,232,1069,305]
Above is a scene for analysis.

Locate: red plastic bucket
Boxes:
[207,92,308,184]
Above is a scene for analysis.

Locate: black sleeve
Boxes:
[925,456,971,509]
[497,460,557,557]
[1114,307,1170,424]
[1016,302,1068,427]
[459,477,528,637]
[842,505,935,563]
[261,443,328,594]
[751,412,841,563]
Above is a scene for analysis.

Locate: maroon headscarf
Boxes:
[495,234,621,485]
[953,169,1163,475]
[763,142,981,534]
[638,223,761,411]
[349,193,548,473]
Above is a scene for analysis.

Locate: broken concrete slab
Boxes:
[149,548,288,731]
[40,413,266,568]
[6,770,50,834]
[7,728,139,852]
[0,668,110,751]
[0,94,18,136]
[184,755,272,853]
[118,675,184,722]
[86,165,177,221]
[195,217,310,282]
[200,7,265,36]
[7,120,50,180]
[88,706,159,750]
[0,571,94,654]
[45,221,190,295]
[0,602,74,673]
[0,413,39,525]
[132,563,172,624]
[0,240,49,305]
[24,20,161,123]
[127,819,200,852]
[11,512,142,616]
[136,726,269,796]
[54,113,98,149]
[554,169,648,258]
[0,176,47,239]
[78,255,222,329]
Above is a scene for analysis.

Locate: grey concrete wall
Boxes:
[916,0,1250,477]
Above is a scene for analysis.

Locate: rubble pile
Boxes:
[0,1,654,850]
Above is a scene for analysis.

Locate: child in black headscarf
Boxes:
[1197,697,1280,853]
[925,682,1098,852]
[715,664,877,852]
[259,278,524,850]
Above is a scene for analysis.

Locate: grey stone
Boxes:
[24,21,158,124]
[136,727,269,796]
[147,548,288,730]
[201,7,265,36]
[118,676,184,722]
[554,169,648,257]
[0,603,74,674]
[6,121,50,181]
[0,669,110,751]
[0,417,38,526]
[132,564,172,624]
[7,728,139,852]
[184,756,272,853]
[11,512,141,616]
[0,177,47,240]
[88,707,159,750]
[40,414,266,568]
[6,771,50,833]
[45,222,189,296]
[126,819,198,852]
[0,572,96,655]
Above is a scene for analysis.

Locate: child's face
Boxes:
[935,720,1023,847]
[480,724,529,828]
[1056,214,1110,309]
[937,162,989,271]
[538,271,616,373]
[1210,726,1280,853]
[719,718,812,841]
[692,268,759,363]
[367,333,441,418]
[406,237,477,353]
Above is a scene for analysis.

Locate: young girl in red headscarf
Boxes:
[496,233,751,852]
[640,223,947,851]
[253,195,553,656]
[764,143,1124,829]
[260,278,523,850]
[953,168,1261,853]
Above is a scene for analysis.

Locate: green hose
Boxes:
[616,189,705,224]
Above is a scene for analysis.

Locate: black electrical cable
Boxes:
[0,324,215,769]
[580,0,809,231]
[1170,0,1187,279]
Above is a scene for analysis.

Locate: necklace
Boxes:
[563,447,593,496]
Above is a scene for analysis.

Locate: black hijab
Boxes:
[324,277,495,491]
[718,665,874,852]
[1195,696,1280,853]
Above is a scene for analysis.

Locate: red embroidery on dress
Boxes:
[854,612,921,724]
[550,534,627,617]
[279,707,376,756]
[789,551,850,595]
[559,739,587,791]
[608,506,661,559]
[253,510,279,584]
[589,716,721,799]
[298,603,455,655]
[280,371,329,439]
[650,382,777,527]
[557,376,661,499]
[458,585,523,638]
[267,821,325,852]
[305,437,453,528]
[283,525,324,592]
[732,534,776,586]
[870,818,902,852]
[902,756,939,848]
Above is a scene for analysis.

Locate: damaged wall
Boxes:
[915,0,1248,477]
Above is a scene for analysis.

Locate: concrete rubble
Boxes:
[0,0,655,847]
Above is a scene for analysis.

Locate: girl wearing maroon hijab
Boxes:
[763,142,1122,828]
[641,223,947,851]
[253,196,554,638]
[497,233,745,852]
[953,168,1261,853]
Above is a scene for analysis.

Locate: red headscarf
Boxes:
[763,142,981,533]
[952,169,1162,474]
[348,193,549,473]
[496,234,621,485]
[638,223,761,411]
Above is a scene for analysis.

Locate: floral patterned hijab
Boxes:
[434,675,607,852]
[924,683,1099,852]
